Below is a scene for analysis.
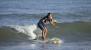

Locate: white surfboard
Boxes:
[33,37,63,44]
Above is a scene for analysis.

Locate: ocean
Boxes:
[0,0,91,50]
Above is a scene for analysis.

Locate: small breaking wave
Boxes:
[8,24,38,40]
[0,24,42,41]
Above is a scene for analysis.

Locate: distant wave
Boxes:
[0,13,91,25]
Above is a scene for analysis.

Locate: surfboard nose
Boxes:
[51,37,63,44]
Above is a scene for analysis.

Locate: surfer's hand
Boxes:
[51,22,56,28]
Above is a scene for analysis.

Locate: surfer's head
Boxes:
[47,12,53,21]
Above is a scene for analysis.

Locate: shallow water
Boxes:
[0,22,91,50]
[0,41,91,50]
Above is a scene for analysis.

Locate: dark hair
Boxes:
[48,12,51,16]
[46,12,52,18]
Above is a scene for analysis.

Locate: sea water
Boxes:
[0,0,91,50]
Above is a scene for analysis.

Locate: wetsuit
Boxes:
[37,16,48,30]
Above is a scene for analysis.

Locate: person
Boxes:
[37,13,55,40]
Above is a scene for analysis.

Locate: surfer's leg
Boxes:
[44,28,48,40]
[41,24,47,40]
[42,27,48,40]
[37,22,47,40]
[38,23,45,40]
[42,29,45,40]
[41,29,48,40]
[41,28,47,40]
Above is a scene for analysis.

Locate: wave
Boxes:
[0,24,42,42]
[0,13,91,43]
[8,24,38,39]
[0,22,91,43]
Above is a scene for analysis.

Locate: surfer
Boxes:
[37,13,55,40]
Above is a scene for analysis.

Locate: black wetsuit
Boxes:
[37,16,48,30]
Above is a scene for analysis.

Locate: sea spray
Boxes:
[8,24,37,40]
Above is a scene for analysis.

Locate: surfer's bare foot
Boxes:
[41,36,44,40]
[33,38,37,40]
[32,37,38,40]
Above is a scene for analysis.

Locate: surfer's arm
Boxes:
[50,19,54,26]
[42,18,48,24]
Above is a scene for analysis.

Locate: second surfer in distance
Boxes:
[37,13,55,40]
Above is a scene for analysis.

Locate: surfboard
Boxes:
[50,37,63,44]
[33,37,63,44]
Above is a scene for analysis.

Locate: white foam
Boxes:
[9,24,38,40]
[51,37,63,44]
